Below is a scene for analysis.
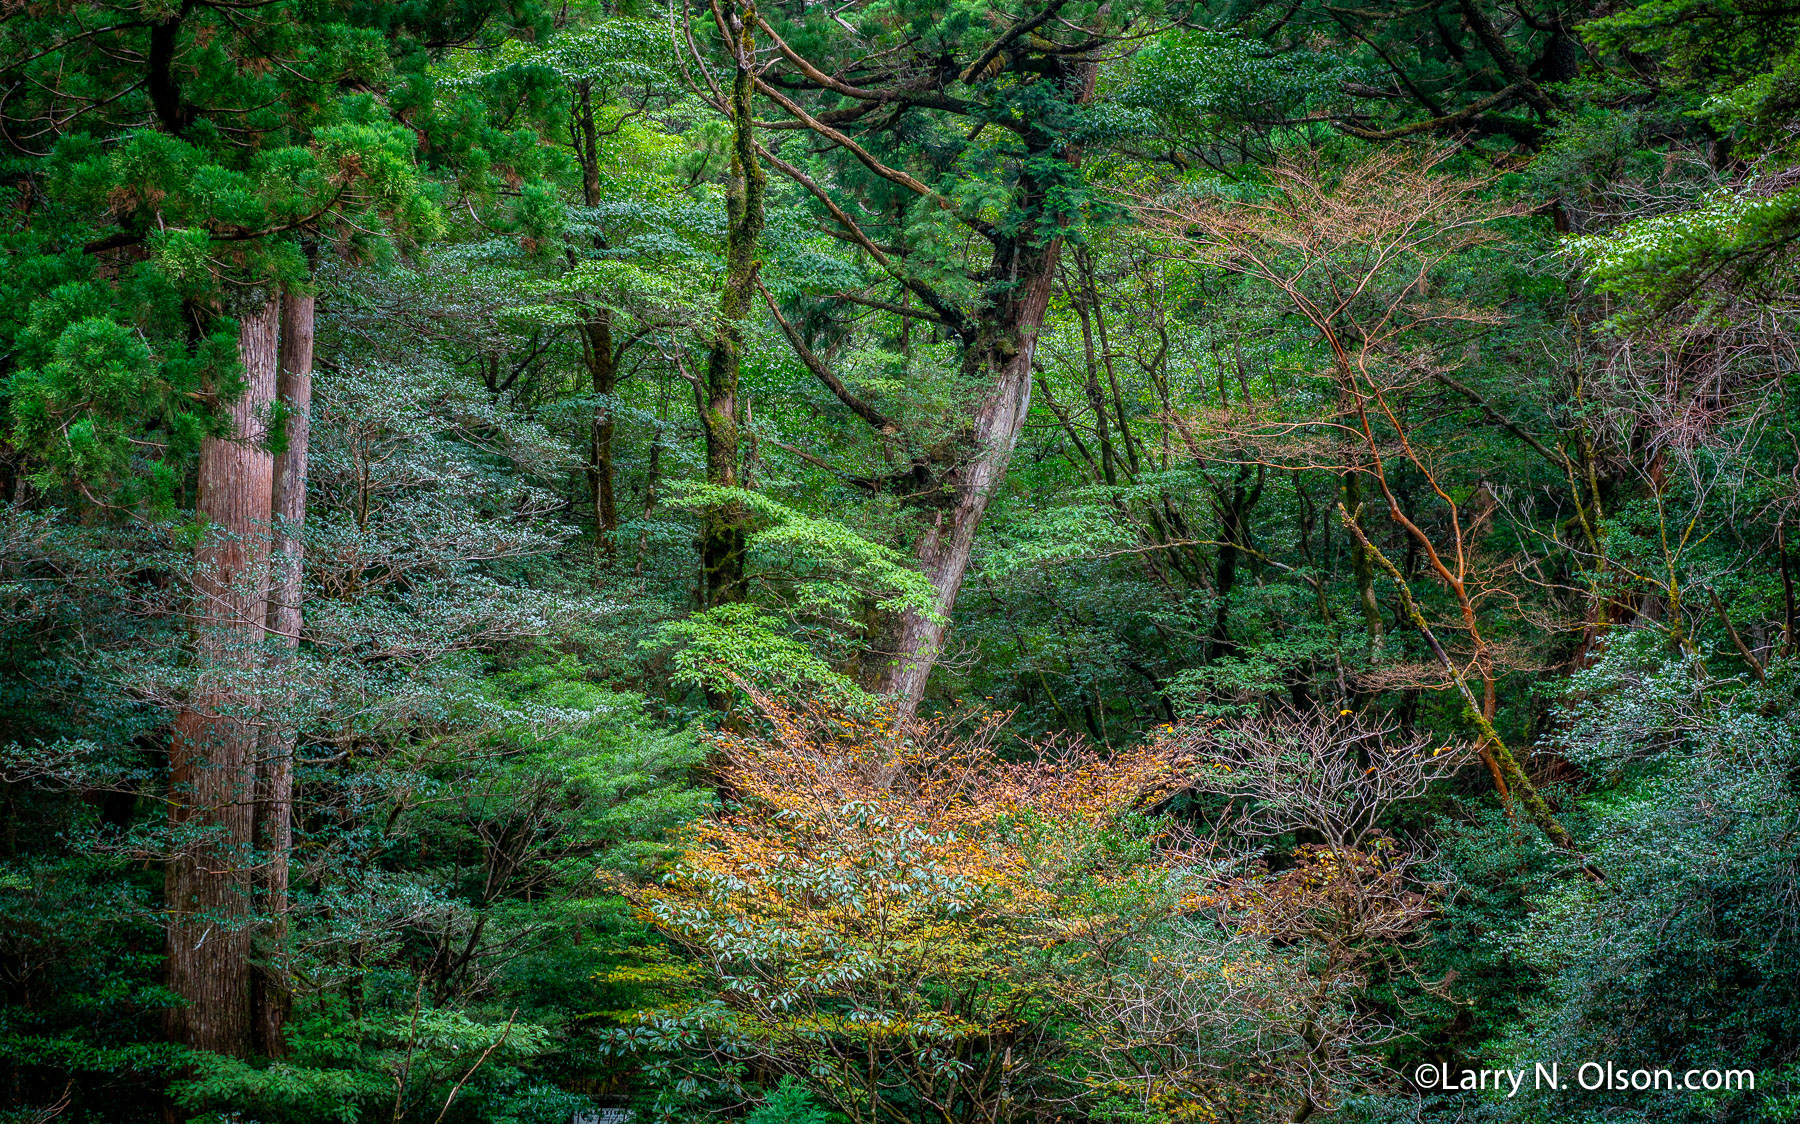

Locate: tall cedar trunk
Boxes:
[575,81,620,560]
[876,246,1062,719]
[699,13,764,608]
[166,292,280,1056]
[251,288,312,1057]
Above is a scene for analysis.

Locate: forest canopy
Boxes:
[1,0,1798,1121]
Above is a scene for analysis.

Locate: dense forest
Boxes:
[2,0,1797,1120]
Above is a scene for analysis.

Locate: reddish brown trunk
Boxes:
[574,81,620,560]
[251,288,312,1056]
[166,292,280,1056]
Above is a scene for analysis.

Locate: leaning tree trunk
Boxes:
[251,286,312,1057]
[870,54,1097,723]
[698,11,765,610]
[876,244,1063,720]
[166,292,280,1057]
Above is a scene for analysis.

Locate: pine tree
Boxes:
[0,0,520,1056]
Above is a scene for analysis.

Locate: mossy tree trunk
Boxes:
[698,4,765,609]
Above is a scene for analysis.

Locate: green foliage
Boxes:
[668,482,940,619]
[6,0,1800,1120]
[6,317,189,504]
[1094,30,1358,161]
[745,1077,842,1124]
[174,1006,561,1124]
[1463,654,1800,1122]
[1567,185,1800,320]
[656,602,874,706]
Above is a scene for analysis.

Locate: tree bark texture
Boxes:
[251,287,312,1057]
[1343,469,1385,653]
[875,245,1063,719]
[166,291,280,1057]
[574,80,620,559]
[873,61,1098,722]
[699,13,765,609]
